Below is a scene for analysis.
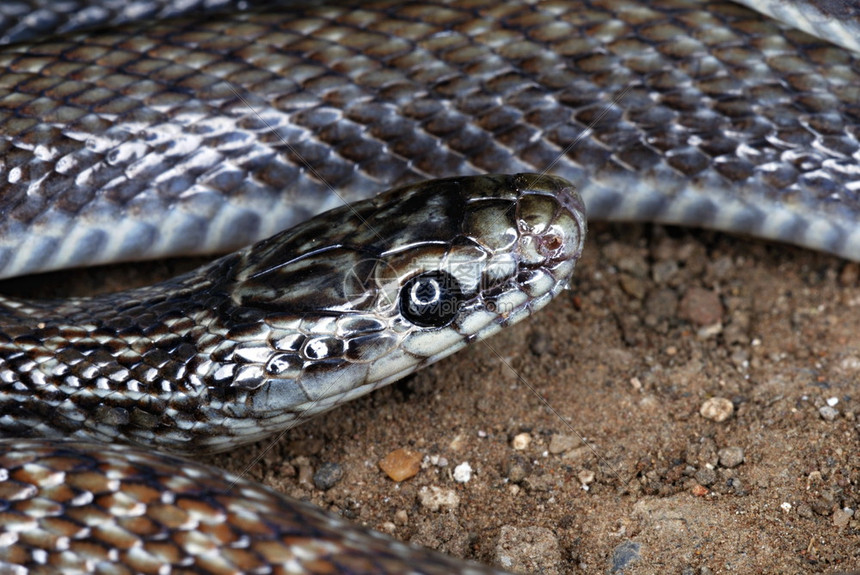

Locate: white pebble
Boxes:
[819,406,839,421]
[512,432,531,450]
[417,486,460,512]
[453,462,473,483]
[700,397,734,422]
[578,469,595,487]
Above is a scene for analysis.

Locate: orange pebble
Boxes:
[378,448,422,482]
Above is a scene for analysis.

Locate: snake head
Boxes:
[0,174,584,453]
[218,174,585,443]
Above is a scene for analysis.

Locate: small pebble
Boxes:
[610,541,641,574]
[724,476,744,494]
[427,454,448,468]
[562,446,593,463]
[394,509,409,525]
[378,448,422,482]
[505,455,531,483]
[453,462,473,483]
[512,432,531,451]
[811,490,837,516]
[644,288,678,320]
[378,521,396,535]
[548,434,581,454]
[618,253,649,278]
[295,457,315,490]
[697,322,723,338]
[679,286,723,326]
[840,356,860,371]
[620,273,647,300]
[700,397,734,422]
[819,405,839,421]
[691,484,709,497]
[523,474,556,492]
[578,469,595,487]
[718,446,745,468]
[277,462,297,478]
[312,462,344,490]
[695,467,717,486]
[833,508,854,528]
[652,260,679,284]
[796,504,814,518]
[417,486,460,512]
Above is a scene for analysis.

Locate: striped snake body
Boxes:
[0,0,858,573]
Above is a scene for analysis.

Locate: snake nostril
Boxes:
[541,233,563,253]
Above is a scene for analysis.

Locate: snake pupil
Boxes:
[399,271,463,328]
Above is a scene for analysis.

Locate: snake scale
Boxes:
[0,0,858,573]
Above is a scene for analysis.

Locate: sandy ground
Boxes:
[5,222,860,574]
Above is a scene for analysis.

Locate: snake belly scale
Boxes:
[0,0,858,573]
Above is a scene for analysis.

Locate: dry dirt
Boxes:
[5,221,860,574]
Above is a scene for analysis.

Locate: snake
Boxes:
[0,0,858,573]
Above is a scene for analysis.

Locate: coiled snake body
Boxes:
[0,1,858,573]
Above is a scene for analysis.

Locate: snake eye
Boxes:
[399,271,463,328]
